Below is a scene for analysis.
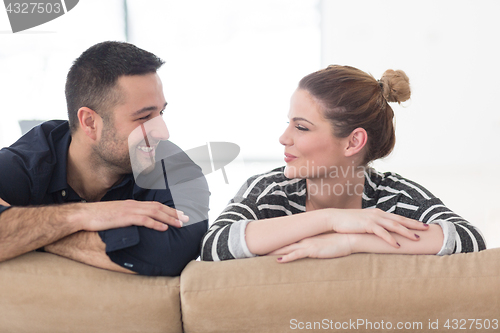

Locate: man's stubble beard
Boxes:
[91,121,133,175]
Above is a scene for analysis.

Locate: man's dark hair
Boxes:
[65,41,165,133]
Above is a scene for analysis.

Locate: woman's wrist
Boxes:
[346,233,358,254]
[321,208,336,233]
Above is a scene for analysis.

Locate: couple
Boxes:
[0,41,485,276]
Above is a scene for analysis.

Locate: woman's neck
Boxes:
[305,166,366,211]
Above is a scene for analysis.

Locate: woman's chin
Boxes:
[283,165,303,179]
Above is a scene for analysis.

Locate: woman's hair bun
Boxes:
[379,69,411,103]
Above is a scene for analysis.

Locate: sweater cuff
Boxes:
[228,220,257,259]
[429,220,456,255]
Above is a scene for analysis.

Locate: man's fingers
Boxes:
[131,201,187,228]
[176,211,189,223]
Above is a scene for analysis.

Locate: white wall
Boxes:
[321,0,500,247]
[0,0,321,225]
[1,0,498,248]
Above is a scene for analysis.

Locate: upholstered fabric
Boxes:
[0,252,182,333]
[180,249,500,332]
[2,249,500,332]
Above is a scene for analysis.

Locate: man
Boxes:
[0,41,209,276]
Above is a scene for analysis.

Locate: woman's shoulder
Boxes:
[364,167,436,201]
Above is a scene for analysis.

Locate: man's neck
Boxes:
[66,137,124,202]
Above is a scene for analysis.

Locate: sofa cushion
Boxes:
[180,249,500,332]
[0,252,182,333]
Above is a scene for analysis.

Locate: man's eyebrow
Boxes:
[291,117,314,125]
[131,102,168,117]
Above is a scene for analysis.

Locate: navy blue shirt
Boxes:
[0,120,209,276]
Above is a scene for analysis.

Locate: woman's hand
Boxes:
[326,208,429,248]
[269,233,352,263]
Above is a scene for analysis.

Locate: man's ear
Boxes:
[345,127,367,157]
[77,107,101,141]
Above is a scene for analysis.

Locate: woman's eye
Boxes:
[296,125,309,131]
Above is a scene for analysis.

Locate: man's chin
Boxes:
[130,154,157,176]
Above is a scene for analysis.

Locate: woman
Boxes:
[201,65,486,263]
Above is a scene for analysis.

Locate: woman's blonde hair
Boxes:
[298,65,411,165]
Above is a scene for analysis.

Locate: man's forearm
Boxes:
[0,204,82,262]
[44,231,134,274]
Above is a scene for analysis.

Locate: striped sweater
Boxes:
[201,167,486,261]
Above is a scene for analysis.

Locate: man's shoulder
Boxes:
[7,120,69,152]
[0,120,69,205]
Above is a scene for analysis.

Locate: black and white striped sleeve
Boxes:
[200,172,269,261]
[413,198,486,254]
[200,198,259,261]
[200,168,298,261]
[364,170,486,255]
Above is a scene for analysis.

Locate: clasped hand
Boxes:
[270,208,429,263]
[80,200,189,232]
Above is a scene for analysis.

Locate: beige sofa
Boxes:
[1,249,499,333]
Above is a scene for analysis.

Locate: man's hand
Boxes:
[44,231,136,274]
[0,199,189,263]
[0,197,10,207]
[76,200,190,232]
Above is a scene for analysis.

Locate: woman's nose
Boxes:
[279,125,292,146]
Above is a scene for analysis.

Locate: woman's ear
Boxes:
[77,107,100,141]
[345,127,367,157]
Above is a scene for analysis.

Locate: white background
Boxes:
[1,0,498,248]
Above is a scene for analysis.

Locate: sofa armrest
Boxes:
[180,249,500,332]
[0,252,182,333]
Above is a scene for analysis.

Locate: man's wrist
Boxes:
[64,203,86,233]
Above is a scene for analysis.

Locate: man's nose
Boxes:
[145,116,169,141]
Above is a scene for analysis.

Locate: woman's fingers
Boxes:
[273,234,353,263]
[376,213,427,241]
[277,249,308,263]
[268,243,300,256]
[330,208,427,245]
[371,224,401,248]
[386,212,429,230]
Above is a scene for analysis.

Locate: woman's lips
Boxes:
[284,153,297,163]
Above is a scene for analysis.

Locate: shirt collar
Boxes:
[47,123,136,195]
